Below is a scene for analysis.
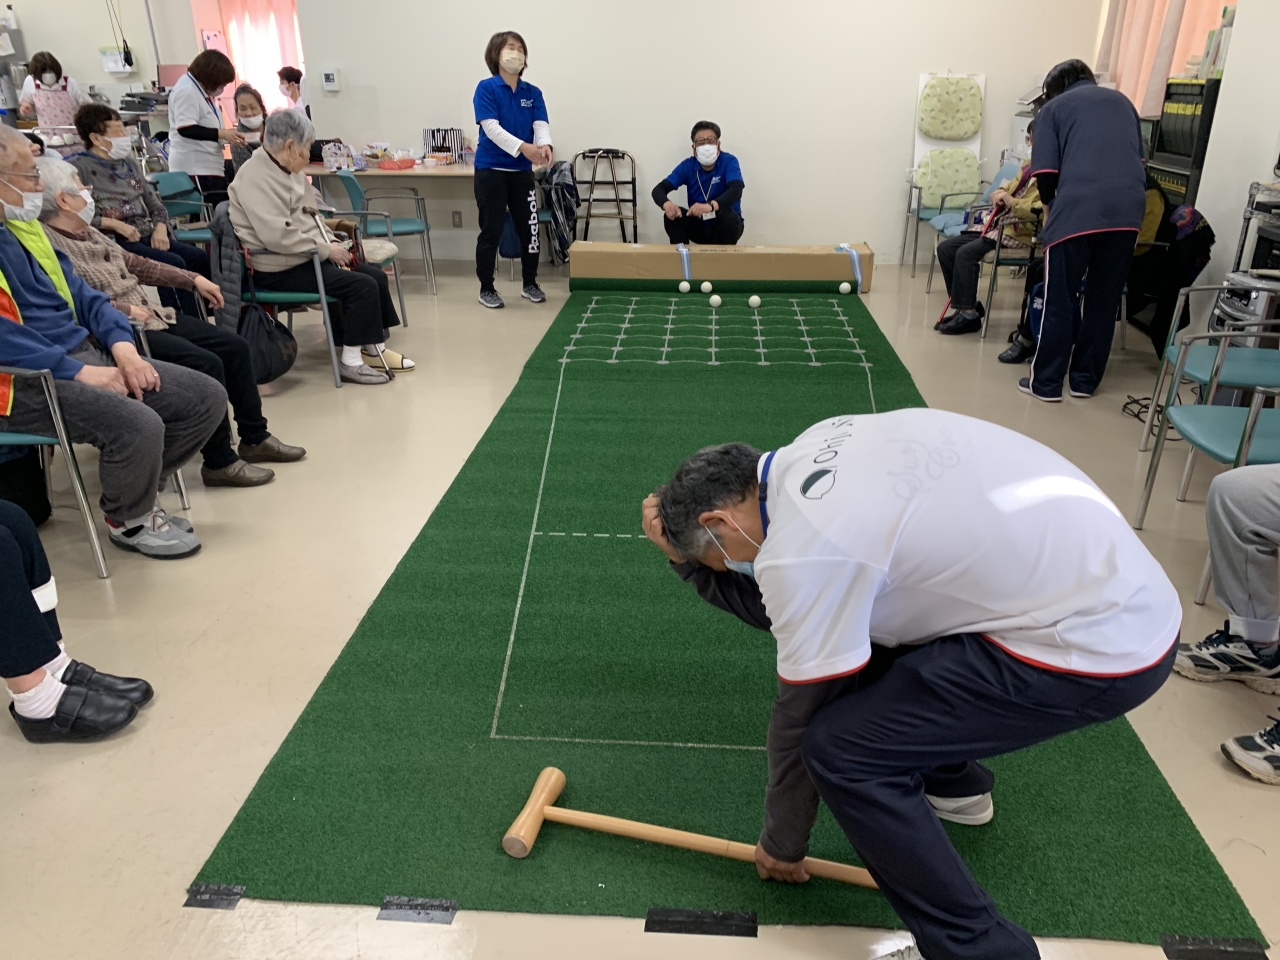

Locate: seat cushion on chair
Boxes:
[1164,343,1280,389]
[363,217,427,237]
[1167,407,1280,465]
[929,212,967,234]
[174,228,212,244]
[915,148,981,209]
[917,76,984,140]
[0,433,57,446]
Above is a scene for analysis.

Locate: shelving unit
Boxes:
[1146,77,1221,206]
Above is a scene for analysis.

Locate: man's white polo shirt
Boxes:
[755,409,1181,682]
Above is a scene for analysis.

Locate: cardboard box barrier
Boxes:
[568,242,874,293]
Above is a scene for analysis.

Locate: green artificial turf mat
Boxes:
[196,291,1260,942]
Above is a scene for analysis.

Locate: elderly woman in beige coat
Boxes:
[228,109,412,385]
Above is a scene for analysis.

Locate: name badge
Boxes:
[701,211,717,221]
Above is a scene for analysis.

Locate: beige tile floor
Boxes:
[1,263,1276,960]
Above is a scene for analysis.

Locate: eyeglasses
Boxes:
[0,168,42,183]
[693,137,718,147]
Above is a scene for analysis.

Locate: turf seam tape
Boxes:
[644,907,758,938]
[1160,936,1269,960]
[377,896,458,924]
[184,883,244,910]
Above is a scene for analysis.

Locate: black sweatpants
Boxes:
[0,499,62,679]
[936,234,996,310]
[117,236,211,316]
[253,261,399,347]
[663,207,744,245]
[1027,230,1136,398]
[475,168,539,289]
[145,313,270,470]
[803,633,1174,960]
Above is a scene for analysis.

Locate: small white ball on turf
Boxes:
[678,281,690,293]
[709,294,722,308]
[748,295,762,309]
[839,282,853,295]
[700,281,713,294]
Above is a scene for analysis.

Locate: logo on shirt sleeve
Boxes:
[801,469,837,499]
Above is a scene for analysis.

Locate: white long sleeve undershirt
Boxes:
[479,118,553,157]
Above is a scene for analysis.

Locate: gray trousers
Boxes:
[0,341,226,524]
[1207,463,1280,643]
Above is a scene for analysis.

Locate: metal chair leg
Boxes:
[419,230,436,296]
[388,257,408,330]
[40,373,107,578]
[981,259,1000,339]
[911,212,921,278]
[1139,356,1170,452]
[1194,551,1213,605]
[173,468,191,510]
[926,245,936,293]
[312,254,343,389]
[1134,347,1191,529]
[1176,448,1199,502]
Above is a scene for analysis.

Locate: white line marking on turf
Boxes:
[830,299,877,413]
[491,734,765,752]
[490,339,571,740]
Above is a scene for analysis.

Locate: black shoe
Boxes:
[61,660,154,707]
[938,312,983,335]
[9,687,138,743]
[934,301,983,331]
[998,337,1036,364]
[1018,376,1062,402]
[521,283,547,303]
[478,289,504,309]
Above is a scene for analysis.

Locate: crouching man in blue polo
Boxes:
[651,120,745,246]
[642,406,1180,960]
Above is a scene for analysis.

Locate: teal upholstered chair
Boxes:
[241,246,345,389]
[0,366,108,578]
[146,171,212,245]
[334,169,436,296]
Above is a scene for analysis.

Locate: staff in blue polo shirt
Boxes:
[652,121,745,246]
[472,30,553,310]
[1021,59,1146,402]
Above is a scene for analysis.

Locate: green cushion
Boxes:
[0,433,56,445]
[248,290,337,305]
[363,217,428,237]
[1167,406,1280,464]
[918,76,984,140]
[915,148,981,209]
[1164,343,1280,389]
[174,228,212,243]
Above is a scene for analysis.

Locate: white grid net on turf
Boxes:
[561,294,873,368]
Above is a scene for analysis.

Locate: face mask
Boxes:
[704,516,762,579]
[500,52,525,74]
[0,183,44,222]
[106,135,132,159]
[241,113,264,129]
[279,82,293,98]
[695,144,719,166]
[74,189,96,225]
[41,72,59,85]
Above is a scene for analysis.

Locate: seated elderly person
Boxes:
[229,110,412,385]
[69,104,211,316]
[0,125,225,559]
[934,121,1042,337]
[37,155,305,488]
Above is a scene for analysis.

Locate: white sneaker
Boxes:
[927,792,994,825]
[1222,716,1280,785]
[153,495,192,533]
[106,506,201,559]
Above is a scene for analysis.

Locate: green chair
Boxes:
[146,171,212,245]
[0,366,108,578]
[977,214,1042,339]
[901,148,983,278]
[1134,329,1280,535]
[322,207,409,328]
[242,247,345,389]
[1138,283,1280,451]
[334,169,436,295]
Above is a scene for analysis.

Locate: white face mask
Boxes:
[106,135,132,160]
[500,52,525,74]
[241,113,264,129]
[74,189,96,225]
[279,82,293,99]
[41,72,59,86]
[0,182,44,222]
[695,144,719,166]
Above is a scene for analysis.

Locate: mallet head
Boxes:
[503,767,567,858]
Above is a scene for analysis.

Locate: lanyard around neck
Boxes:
[759,450,776,536]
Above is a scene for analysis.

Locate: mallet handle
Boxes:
[543,806,877,889]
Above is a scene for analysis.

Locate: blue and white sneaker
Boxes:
[1174,621,1280,693]
[1222,716,1280,785]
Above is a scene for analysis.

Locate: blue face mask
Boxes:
[704,516,761,580]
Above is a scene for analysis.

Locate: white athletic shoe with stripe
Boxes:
[106,506,201,559]
[1174,622,1280,693]
[927,792,994,826]
[1221,716,1280,786]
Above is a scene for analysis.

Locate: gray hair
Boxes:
[263,108,314,151]
[0,123,33,166]
[657,442,763,559]
[35,155,81,218]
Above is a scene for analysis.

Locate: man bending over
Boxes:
[652,121,745,246]
[643,407,1180,960]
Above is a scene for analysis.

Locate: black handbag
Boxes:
[237,303,298,384]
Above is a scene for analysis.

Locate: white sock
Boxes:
[9,670,67,720]
[43,645,71,682]
[341,345,364,366]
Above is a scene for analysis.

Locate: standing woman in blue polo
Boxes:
[1022,59,1146,402]
[472,31,552,309]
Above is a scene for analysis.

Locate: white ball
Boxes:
[700,281,713,294]
[678,281,690,293]
[839,282,853,295]
[709,294,722,308]
[748,295,761,309]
